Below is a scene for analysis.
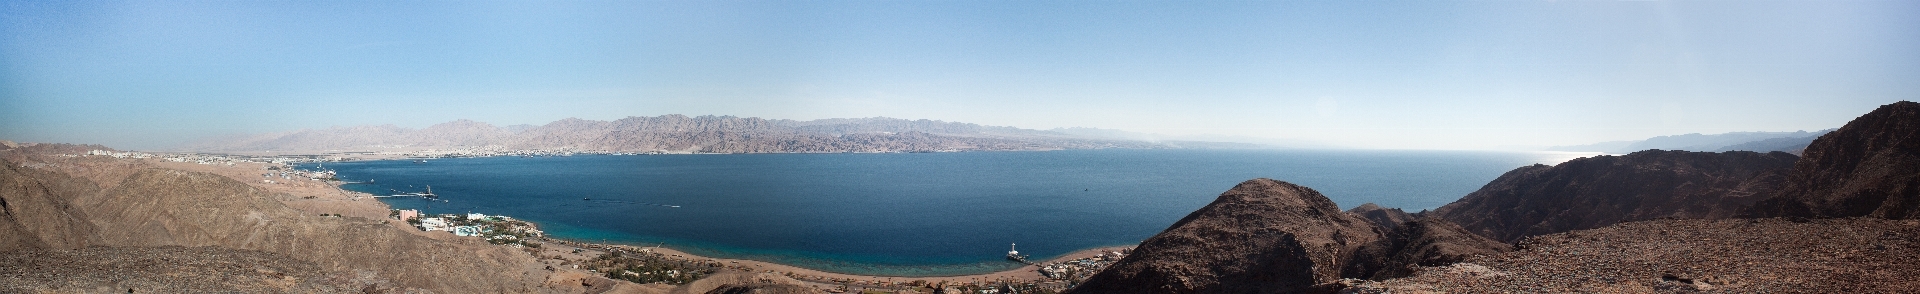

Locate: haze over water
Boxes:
[315,149,1590,276]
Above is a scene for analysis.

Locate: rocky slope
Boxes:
[69,168,555,292]
[184,115,1166,153]
[0,246,369,293]
[1069,179,1386,293]
[1,147,831,293]
[1750,101,1920,219]
[1431,150,1798,243]
[0,159,100,251]
[1349,218,1920,293]
[1341,218,1511,281]
[0,154,555,292]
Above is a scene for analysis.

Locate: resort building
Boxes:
[419,217,449,231]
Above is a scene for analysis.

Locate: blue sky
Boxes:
[2,0,1915,150]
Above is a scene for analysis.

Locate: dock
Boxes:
[1007,243,1033,265]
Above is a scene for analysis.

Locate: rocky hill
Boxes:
[1068,180,1516,294]
[1342,218,1511,281]
[115,169,572,292]
[182,115,1170,153]
[1070,179,1385,293]
[1431,149,1798,243]
[0,159,100,251]
[0,156,554,292]
[1749,101,1920,219]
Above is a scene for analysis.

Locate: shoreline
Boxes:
[543,236,1133,287]
[541,234,1128,278]
[293,159,1136,289]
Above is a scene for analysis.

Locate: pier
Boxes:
[1007,243,1033,265]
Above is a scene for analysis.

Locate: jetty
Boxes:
[1007,243,1033,265]
[375,185,439,199]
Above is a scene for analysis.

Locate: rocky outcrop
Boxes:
[1431,150,1798,243]
[1346,203,1415,230]
[1749,101,1920,219]
[1069,179,1383,294]
[1341,218,1511,280]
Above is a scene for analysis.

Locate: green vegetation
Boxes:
[585,250,716,285]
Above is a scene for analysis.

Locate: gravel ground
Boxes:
[1347,217,1920,293]
[0,246,383,293]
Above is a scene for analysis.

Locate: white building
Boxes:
[452,226,481,237]
[419,217,450,231]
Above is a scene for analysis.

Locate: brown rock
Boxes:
[69,169,552,293]
[1341,218,1511,280]
[1346,203,1415,230]
[1360,218,1920,293]
[0,246,369,293]
[1750,101,1920,219]
[1432,150,1797,243]
[1070,178,1383,294]
[0,159,99,251]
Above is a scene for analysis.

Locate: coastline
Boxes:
[280,156,1135,289]
[543,237,1132,288]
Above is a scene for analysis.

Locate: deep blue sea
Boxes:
[307,149,1592,277]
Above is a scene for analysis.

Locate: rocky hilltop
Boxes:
[1750,101,1920,219]
[184,115,1171,153]
[1071,179,1384,293]
[1432,149,1798,242]
[1077,101,1920,293]
[1069,179,1522,294]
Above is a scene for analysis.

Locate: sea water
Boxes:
[310,149,1591,276]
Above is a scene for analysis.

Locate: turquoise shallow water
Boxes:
[309,149,1589,276]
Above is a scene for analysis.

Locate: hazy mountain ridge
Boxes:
[181,115,1175,153]
[1548,129,1835,154]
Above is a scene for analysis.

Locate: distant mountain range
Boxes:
[180,116,1262,153]
[1546,129,1835,154]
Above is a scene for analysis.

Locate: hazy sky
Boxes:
[3,1,1916,150]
